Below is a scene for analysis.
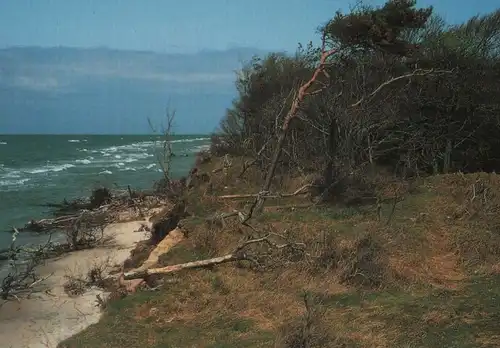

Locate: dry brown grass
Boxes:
[426,173,500,273]
[60,158,500,348]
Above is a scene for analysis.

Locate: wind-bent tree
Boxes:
[213,0,500,205]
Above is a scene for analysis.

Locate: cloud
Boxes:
[0,47,257,93]
[0,67,234,94]
[11,76,61,91]
[55,65,235,83]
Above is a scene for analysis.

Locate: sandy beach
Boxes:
[0,219,150,348]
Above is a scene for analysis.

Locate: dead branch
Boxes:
[216,184,311,199]
[1,229,55,300]
[123,254,240,279]
[265,204,313,211]
[205,210,240,228]
[15,187,167,234]
[123,234,306,280]
[350,68,452,107]
[149,105,176,186]
[238,138,270,178]
[206,205,312,227]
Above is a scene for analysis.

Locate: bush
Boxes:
[312,233,386,288]
[89,187,112,209]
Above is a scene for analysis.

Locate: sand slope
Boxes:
[0,220,149,348]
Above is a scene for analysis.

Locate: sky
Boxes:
[1,0,499,53]
[0,0,499,134]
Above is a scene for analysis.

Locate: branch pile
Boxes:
[15,186,168,233]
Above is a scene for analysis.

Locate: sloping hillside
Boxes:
[60,155,500,348]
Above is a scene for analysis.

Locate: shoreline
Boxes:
[0,219,151,348]
[0,134,211,250]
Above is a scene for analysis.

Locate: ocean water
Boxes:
[0,134,210,249]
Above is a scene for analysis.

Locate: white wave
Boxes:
[25,163,75,174]
[117,163,157,172]
[120,142,154,150]
[72,138,210,172]
[1,170,21,179]
[0,178,30,187]
[68,139,80,143]
[127,152,153,159]
[96,137,210,155]
[0,141,7,145]
[99,170,112,175]
[93,153,148,165]
[171,137,210,144]
[190,144,210,153]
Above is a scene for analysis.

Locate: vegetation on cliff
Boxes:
[60,1,500,347]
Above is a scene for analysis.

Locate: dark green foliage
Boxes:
[324,0,432,55]
[89,187,112,209]
[213,0,500,198]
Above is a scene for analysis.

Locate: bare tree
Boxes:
[149,104,177,194]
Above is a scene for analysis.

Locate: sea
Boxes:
[0,134,210,250]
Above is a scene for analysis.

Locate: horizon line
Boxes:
[0,133,212,136]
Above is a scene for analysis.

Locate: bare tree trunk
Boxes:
[443,138,452,173]
[252,47,337,214]
[123,254,240,280]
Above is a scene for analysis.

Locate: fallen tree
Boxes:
[123,233,306,280]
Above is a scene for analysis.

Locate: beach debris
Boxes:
[15,187,168,234]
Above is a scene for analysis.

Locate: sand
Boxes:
[0,219,150,348]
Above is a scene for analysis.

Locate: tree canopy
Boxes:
[212,0,500,200]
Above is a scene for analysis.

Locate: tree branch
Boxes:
[216,184,311,199]
[350,68,452,108]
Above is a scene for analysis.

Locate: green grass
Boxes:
[59,284,274,348]
[256,205,370,223]
[59,171,500,348]
[311,275,500,347]
[61,273,500,347]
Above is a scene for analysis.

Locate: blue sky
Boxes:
[0,0,498,134]
[1,0,499,53]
